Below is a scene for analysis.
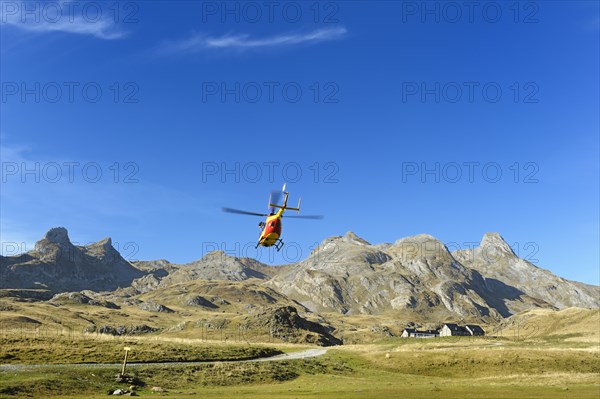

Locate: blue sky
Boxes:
[1,1,598,285]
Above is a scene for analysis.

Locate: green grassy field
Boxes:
[0,335,281,364]
[1,334,598,399]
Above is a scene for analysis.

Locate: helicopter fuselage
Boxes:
[258,213,283,247]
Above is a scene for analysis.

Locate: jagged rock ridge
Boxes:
[453,233,599,310]
[0,227,143,292]
[1,228,597,323]
[267,231,599,319]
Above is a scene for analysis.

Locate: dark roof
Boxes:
[443,324,469,333]
[403,328,416,333]
[466,324,485,333]
[444,323,462,330]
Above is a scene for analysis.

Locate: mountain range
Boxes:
[1,227,598,325]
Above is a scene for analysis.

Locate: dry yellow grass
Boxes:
[498,308,600,342]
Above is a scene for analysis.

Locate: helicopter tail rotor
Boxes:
[268,182,288,213]
[268,190,282,213]
[225,183,323,221]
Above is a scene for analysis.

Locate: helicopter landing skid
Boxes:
[255,238,285,251]
[274,239,284,252]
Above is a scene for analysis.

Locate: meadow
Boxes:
[0,331,598,399]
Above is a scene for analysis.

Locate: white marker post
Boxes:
[121,347,131,375]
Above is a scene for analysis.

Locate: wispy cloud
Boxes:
[1,9,127,39]
[161,26,347,53]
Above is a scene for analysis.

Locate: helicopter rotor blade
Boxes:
[222,207,268,217]
[284,215,324,220]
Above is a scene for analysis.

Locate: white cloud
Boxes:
[1,6,127,39]
[162,26,347,53]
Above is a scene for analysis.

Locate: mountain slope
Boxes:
[266,232,547,319]
[453,233,600,309]
[0,228,143,292]
[129,251,292,294]
[1,228,596,325]
[496,307,600,342]
[266,232,576,320]
[0,228,289,294]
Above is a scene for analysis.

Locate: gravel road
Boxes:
[0,348,328,371]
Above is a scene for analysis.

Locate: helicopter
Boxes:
[222,184,323,251]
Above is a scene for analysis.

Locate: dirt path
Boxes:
[250,348,327,361]
[0,348,328,371]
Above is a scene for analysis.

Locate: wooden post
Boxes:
[121,347,131,375]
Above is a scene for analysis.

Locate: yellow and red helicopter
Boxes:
[222,184,323,251]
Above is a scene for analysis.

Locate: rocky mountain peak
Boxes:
[392,234,450,260]
[34,227,74,255]
[479,232,516,259]
[43,227,71,245]
[453,232,600,310]
[193,250,242,265]
[393,233,439,246]
[86,237,122,264]
[98,237,112,246]
[341,231,370,245]
[3,228,144,292]
[203,250,228,259]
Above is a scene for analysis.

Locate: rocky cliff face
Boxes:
[453,233,600,309]
[266,232,567,320]
[0,227,143,292]
[1,228,597,323]
[156,251,269,285]
[128,251,291,294]
[243,306,343,346]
